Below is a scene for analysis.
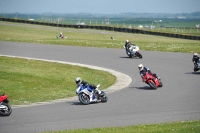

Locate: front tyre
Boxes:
[148,81,157,90]
[78,93,90,105]
[136,52,142,58]
[100,91,108,103]
[158,79,163,87]
[0,102,12,116]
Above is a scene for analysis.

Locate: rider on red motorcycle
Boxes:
[0,94,7,102]
[138,64,160,81]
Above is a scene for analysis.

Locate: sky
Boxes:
[0,0,200,14]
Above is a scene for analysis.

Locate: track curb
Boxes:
[0,55,132,108]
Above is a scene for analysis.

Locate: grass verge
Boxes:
[0,56,116,105]
[43,120,200,133]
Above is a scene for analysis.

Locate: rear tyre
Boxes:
[149,82,157,90]
[126,50,132,58]
[78,93,90,105]
[0,102,12,116]
[100,91,108,103]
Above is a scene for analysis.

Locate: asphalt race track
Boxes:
[0,41,200,133]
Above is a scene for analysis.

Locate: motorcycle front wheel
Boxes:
[0,102,12,116]
[100,91,108,103]
[78,93,90,105]
[136,52,142,58]
[158,79,163,87]
[148,81,157,90]
[193,64,199,72]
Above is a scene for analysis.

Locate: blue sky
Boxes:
[0,0,200,14]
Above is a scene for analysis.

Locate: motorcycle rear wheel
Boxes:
[126,50,132,58]
[0,102,12,116]
[78,93,90,105]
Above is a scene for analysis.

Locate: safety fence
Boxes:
[0,17,199,41]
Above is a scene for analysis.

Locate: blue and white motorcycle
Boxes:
[76,84,108,105]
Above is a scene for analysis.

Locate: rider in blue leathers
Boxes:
[75,77,102,95]
[138,64,160,81]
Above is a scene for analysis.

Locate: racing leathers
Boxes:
[192,54,199,65]
[79,80,102,95]
[124,42,132,53]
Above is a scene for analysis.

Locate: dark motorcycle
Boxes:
[193,60,200,72]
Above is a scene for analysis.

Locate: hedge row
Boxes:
[0,17,199,41]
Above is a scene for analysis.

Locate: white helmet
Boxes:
[60,32,62,35]
[138,64,143,71]
[194,52,198,56]
[75,77,82,85]
[126,40,129,43]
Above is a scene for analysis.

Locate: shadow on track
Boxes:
[119,56,141,59]
[130,86,155,90]
[185,72,200,75]
[71,102,83,105]
[70,101,103,106]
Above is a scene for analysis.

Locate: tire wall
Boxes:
[0,17,199,41]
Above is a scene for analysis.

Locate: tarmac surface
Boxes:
[0,41,200,133]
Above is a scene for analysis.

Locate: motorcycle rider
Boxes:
[124,40,132,52]
[75,77,102,95]
[124,40,136,53]
[0,93,6,102]
[138,64,160,81]
[192,52,199,66]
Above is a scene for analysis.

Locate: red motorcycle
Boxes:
[0,94,12,116]
[142,72,163,90]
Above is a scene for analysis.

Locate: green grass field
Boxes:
[0,56,116,105]
[0,21,199,133]
[43,120,200,133]
[0,21,200,53]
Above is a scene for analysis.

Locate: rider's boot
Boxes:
[95,88,103,96]
[93,84,103,96]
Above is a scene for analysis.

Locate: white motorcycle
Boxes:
[76,84,108,105]
[124,44,142,58]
